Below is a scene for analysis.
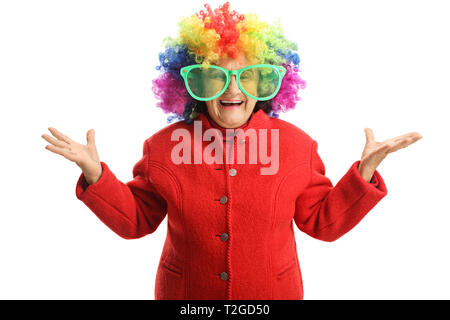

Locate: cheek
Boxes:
[206,100,219,112]
[246,99,257,110]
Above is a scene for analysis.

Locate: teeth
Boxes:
[220,100,243,104]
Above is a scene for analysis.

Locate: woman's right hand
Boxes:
[41,127,102,185]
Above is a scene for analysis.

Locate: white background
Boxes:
[0,0,447,299]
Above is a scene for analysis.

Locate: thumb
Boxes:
[86,129,95,146]
[364,128,374,144]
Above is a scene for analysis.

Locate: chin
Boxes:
[218,104,247,123]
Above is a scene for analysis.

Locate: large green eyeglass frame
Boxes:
[180,64,287,101]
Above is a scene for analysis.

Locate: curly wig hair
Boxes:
[151,1,306,124]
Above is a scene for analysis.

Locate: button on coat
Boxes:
[220,272,229,281]
[219,195,228,204]
[220,233,229,241]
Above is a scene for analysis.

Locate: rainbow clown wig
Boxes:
[152,2,306,124]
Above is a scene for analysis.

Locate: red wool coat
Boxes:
[75,109,387,300]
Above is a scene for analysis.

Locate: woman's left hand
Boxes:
[358,128,423,182]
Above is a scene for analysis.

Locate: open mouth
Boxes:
[219,100,244,108]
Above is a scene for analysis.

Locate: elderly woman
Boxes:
[41,2,422,300]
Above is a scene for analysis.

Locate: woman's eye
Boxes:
[208,73,224,79]
[241,71,257,80]
[241,74,255,81]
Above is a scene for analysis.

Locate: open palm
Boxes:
[359,128,423,181]
[41,127,102,183]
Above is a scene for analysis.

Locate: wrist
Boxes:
[84,165,103,185]
[358,162,375,183]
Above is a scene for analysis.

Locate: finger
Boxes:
[364,128,375,144]
[44,144,78,161]
[376,142,392,154]
[388,135,422,153]
[86,129,95,146]
[389,131,422,144]
[41,133,68,148]
[404,134,423,146]
[408,134,423,144]
[48,127,72,144]
[411,132,423,141]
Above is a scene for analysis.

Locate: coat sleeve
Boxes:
[75,140,168,239]
[293,140,387,242]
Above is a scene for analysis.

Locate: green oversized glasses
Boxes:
[180,64,286,101]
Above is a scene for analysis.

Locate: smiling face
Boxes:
[205,53,258,128]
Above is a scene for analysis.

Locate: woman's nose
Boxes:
[225,75,241,93]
